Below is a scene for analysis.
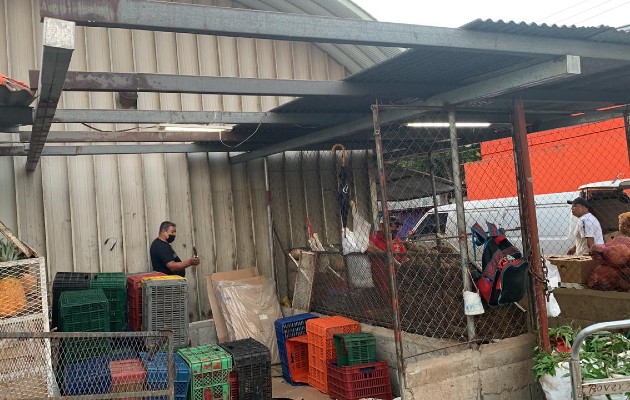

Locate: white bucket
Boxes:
[463,290,485,315]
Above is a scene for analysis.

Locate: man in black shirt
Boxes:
[150,221,200,277]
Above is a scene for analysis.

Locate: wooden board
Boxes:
[206,267,259,343]
[292,251,316,311]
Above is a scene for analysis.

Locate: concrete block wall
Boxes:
[283,308,543,400]
[403,334,543,400]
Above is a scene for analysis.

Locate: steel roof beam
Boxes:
[18,130,286,143]
[503,88,630,104]
[425,55,581,106]
[230,56,582,163]
[531,109,627,132]
[26,17,74,171]
[40,0,630,61]
[29,70,442,98]
[53,109,365,125]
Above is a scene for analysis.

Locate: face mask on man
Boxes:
[167,234,176,243]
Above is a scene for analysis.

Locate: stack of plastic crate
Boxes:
[91,273,128,331]
[110,358,146,398]
[127,272,165,331]
[274,313,317,385]
[327,333,392,400]
[140,352,190,400]
[59,289,111,362]
[142,276,188,349]
[51,271,92,330]
[220,338,271,400]
[63,356,112,396]
[178,345,232,400]
[306,316,360,394]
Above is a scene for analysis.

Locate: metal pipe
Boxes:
[448,109,476,341]
[511,111,536,335]
[512,99,550,353]
[570,319,630,399]
[372,104,406,399]
[264,157,277,294]
[428,151,443,246]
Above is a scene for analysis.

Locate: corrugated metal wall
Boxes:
[0,0,359,321]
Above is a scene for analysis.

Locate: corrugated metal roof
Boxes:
[233,0,401,74]
[463,19,630,45]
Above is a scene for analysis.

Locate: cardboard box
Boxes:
[550,287,630,329]
[546,255,599,284]
[206,268,259,343]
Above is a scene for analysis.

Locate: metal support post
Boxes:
[448,109,476,341]
[512,98,550,352]
[372,105,406,398]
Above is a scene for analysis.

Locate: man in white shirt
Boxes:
[567,197,604,256]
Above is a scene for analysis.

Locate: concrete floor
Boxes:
[271,365,329,400]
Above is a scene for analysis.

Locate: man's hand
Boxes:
[567,246,576,255]
[188,257,200,266]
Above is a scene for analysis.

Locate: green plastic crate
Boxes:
[333,333,377,367]
[178,345,232,400]
[90,273,127,331]
[59,289,110,332]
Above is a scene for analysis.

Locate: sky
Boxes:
[352,0,630,29]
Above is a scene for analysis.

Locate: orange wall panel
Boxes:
[465,118,630,200]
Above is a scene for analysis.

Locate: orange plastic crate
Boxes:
[306,316,360,393]
[286,334,309,384]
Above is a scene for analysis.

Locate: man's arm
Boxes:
[586,237,595,251]
[567,245,576,255]
[166,257,200,273]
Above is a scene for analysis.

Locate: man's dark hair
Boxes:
[159,221,176,233]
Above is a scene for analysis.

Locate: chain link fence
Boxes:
[0,331,174,399]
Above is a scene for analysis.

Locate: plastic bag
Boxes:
[215,277,282,363]
[341,208,371,255]
[540,363,571,400]
[547,293,561,318]
[545,259,561,317]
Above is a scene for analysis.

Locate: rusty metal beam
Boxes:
[29,70,441,98]
[26,17,74,171]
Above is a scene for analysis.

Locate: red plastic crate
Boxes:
[306,316,360,393]
[127,272,165,331]
[110,359,147,400]
[286,335,309,384]
[229,371,238,400]
[327,361,392,400]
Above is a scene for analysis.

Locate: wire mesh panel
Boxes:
[0,330,174,400]
[0,257,52,398]
[376,107,530,345]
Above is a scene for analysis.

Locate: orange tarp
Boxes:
[464,118,630,200]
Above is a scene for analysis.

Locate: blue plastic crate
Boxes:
[140,352,190,400]
[63,356,112,396]
[274,313,317,385]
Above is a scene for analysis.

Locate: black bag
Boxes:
[471,222,529,306]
